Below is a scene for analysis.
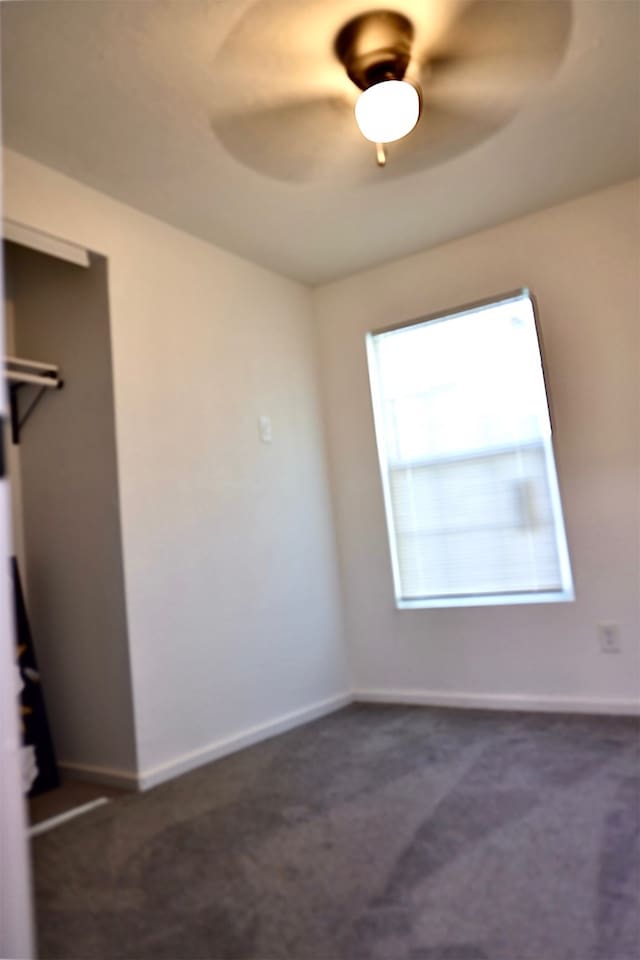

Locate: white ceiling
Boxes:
[2,0,639,285]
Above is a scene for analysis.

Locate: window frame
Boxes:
[366,288,575,610]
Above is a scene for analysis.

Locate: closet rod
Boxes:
[5,354,59,374]
[6,370,61,389]
[4,355,64,443]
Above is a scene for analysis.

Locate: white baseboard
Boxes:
[59,688,636,795]
[137,691,353,791]
[353,688,640,716]
[57,761,139,791]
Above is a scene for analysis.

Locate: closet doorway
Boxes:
[3,227,136,829]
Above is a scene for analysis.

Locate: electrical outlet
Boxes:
[598,622,621,654]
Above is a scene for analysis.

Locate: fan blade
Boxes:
[366,97,506,181]
[212,94,357,182]
[418,0,572,101]
[371,0,573,180]
[211,0,358,114]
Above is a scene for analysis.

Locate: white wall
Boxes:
[3,148,348,784]
[314,179,640,712]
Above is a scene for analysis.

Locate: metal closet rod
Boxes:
[5,354,59,373]
[5,355,61,388]
[6,370,60,389]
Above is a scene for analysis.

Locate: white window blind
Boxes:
[367,290,574,608]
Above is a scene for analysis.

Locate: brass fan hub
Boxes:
[335,10,414,91]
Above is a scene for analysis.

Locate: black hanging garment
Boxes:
[11,556,59,796]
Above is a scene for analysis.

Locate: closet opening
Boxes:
[3,233,137,829]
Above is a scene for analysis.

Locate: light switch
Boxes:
[258,415,272,444]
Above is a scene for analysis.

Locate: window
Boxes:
[367,289,574,609]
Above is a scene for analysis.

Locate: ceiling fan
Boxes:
[210,0,572,183]
[335,10,422,167]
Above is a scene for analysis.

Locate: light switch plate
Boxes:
[258,415,272,444]
[598,622,621,654]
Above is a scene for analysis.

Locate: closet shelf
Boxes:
[4,355,64,445]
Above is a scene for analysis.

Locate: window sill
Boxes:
[396,589,575,610]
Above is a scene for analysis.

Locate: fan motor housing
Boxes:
[335,10,414,90]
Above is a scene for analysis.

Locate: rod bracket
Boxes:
[7,369,63,445]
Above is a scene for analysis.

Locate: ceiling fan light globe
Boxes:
[354,80,420,144]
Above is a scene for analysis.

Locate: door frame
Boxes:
[1,217,35,958]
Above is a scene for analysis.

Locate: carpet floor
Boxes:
[32,705,640,960]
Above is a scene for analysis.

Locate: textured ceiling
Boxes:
[2,0,639,285]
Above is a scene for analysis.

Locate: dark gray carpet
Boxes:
[33,705,640,960]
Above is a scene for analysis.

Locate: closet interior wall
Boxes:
[4,242,137,779]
